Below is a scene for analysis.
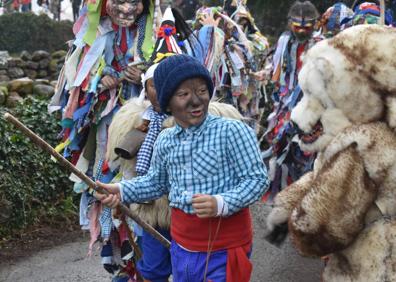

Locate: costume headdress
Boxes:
[287,1,319,27]
[149,7,183,64]
[318,2,353,37]
[287,1,319,43]
[349,1,393,25]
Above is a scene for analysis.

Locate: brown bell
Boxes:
[114,128,147,160]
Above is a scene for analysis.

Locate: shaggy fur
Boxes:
[266,25,396,281]
[323,218,396,282]
[129,196,171,230]
[106,99,242,229]
[289,146,377,257]
[266,172,313,233]
[292,25,396,153]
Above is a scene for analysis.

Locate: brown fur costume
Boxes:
[266,25,396,282]
[107,98,243,230]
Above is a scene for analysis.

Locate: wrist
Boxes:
[213,195,228,216]
[118,183,124,202]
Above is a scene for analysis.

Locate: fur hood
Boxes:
[291,25,396,153]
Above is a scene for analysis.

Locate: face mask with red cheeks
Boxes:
[289,18,315,42]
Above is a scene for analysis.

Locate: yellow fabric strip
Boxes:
[142,2,155,61]
[84,0,103,46]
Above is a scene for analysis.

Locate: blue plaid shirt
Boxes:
[120,114,269,215]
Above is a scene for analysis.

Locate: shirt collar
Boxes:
[174,114,215,136]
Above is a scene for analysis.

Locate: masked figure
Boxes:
[263,1,320,202]
[49,0,161,280]
[194,4,270,129]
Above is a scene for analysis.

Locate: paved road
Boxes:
[0,203,322,282]
[250,204,322,282]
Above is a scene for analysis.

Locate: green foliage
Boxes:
[0,12,73,53]
[0,97,74,237]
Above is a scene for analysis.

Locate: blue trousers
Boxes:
[137,228,172,282]
[170,240,227,282]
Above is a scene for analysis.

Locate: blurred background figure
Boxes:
[12,0,20,12]
[71,0,80,21]
[49,0,61,20]
[21,0,31,12]
[172,0,200,19]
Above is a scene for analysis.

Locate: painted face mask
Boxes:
[290,17,316,42]
[106,0,142,27]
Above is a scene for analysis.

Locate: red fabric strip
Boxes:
[171,208,252,252]
[120,27,128,54]
[226,242,252,282]
[172,208,253,280]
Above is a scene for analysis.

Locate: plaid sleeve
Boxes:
[119,134,170,204]
[220,121,270,215]
[99,206,113,239]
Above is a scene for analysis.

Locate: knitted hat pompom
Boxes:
[154,54,214,114]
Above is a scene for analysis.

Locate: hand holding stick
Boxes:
[3,113,171,249]
[99,61,146,91]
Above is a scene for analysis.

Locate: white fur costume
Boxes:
[266,25,396,282]
[107,98,243,229]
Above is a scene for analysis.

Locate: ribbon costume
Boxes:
[49,0,161,280]
[263,1,320,202]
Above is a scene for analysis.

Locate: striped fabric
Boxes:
[120,114,269,215]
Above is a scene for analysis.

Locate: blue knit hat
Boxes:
[154,54,214,114]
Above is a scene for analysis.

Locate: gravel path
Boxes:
[0,203,322,282]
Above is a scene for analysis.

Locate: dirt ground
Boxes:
[0,224,84,265]
[0,226,109,282]
[0,204,322,282]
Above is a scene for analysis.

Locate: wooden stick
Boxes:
[3,112,171,249]
[121,217,142,260]
[380,0,386,25]
[351,0,358,9]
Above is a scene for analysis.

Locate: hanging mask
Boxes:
[106,0,143,27]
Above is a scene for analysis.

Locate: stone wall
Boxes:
[0,50,66,108]
[0,50,66,82]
